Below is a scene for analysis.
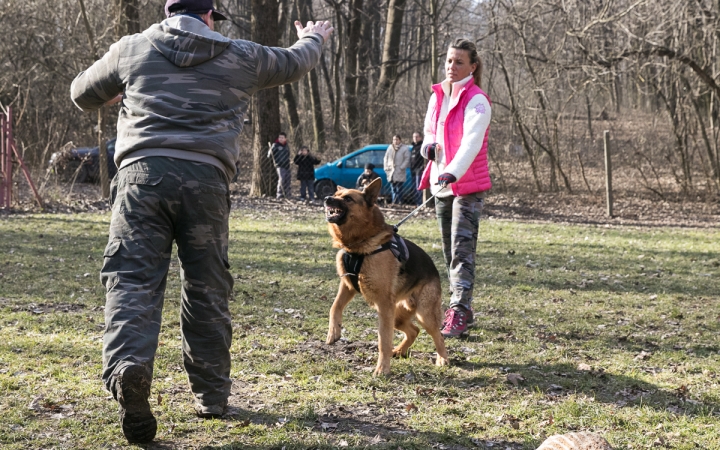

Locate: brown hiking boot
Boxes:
[116,365,157,444]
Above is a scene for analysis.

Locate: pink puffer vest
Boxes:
[418,81,492,196]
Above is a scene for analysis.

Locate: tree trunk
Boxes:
[429,0,439,84]
[116,0,140,37]
[250,0,281,197]
[356,2,373,137]
[330,3,343,138]
[319,56,335,127]
[281,84,301,141]
[518,20,570,192]
[79,0,111,198]
[491,8,542,192]
[307,71,326,152]
[370,0,408,143]
[298,0,326,152]
[344,0,364,149]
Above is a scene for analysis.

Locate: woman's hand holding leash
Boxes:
[437,173,456,188]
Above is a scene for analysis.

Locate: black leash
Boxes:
[392,186,446,232]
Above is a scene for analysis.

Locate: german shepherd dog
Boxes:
[323,178,449,375]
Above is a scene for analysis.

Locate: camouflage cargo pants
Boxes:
[100,157,233,407]
[435,193,484,309]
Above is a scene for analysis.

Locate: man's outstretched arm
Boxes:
[255,21,334,90]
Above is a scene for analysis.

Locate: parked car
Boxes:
[48,138,117,183]
[313,144,415,203]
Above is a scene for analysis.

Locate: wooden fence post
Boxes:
[604,130,613,217]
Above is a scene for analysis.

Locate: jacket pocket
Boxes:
[109,174,119,209]
[119,173,164,214]
[102,237,122,292]
[125,173,163,186]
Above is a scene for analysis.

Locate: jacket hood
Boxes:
[143,16,230,67]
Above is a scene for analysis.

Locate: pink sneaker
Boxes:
[441,307,469,338]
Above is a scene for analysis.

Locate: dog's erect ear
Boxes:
[335,185,346,194]
[363,178,382,206]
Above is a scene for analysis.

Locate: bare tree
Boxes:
[369,0,408,143]
[250,0,281,196]
[297,0,327,152]
[343,0,365,149]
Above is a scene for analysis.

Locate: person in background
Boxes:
[268,132,292,199]
[418,38,492,338]
[356,163,380,189]
[293,145,321,202]
[409,131,425,205]
[383,134,410,204]
[70,0,333,442]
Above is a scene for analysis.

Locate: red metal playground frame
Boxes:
[0,107,42,209]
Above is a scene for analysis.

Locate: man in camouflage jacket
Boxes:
[70,0,333,443]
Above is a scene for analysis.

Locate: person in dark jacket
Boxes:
[70,0,333,443]
[293,146,321,201]
[410,132,426,205]
[268,132,291,199]
[356,163,380,189]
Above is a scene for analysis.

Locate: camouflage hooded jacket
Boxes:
[70,16,324,180]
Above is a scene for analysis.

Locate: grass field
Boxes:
[0,207,718,449]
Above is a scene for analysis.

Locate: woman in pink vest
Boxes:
[418,39,492,337]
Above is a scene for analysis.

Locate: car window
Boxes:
[345,150,385,169]
[370,151,384,167]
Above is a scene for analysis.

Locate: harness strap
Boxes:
[341,234,409,292]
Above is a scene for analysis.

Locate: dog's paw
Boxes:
[392,347,411,358]
[435,355,450,367]
[372,365,391,377]
[325,326,342,345]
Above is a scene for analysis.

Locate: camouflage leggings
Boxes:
[100,157,233,407]
[435,193,484,309]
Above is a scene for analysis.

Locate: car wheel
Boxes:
[315,179,336,199]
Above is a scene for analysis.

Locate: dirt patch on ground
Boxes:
[216,339,525,450]
[0,297,93,314]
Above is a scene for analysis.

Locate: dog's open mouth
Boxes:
[325,205,346,223]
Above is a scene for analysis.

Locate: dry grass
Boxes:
[0,204,719,449]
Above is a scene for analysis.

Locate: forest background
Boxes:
[2,0,720,203]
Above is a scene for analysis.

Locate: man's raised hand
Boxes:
[295,20,334,43]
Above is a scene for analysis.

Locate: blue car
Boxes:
[313,144,415,202]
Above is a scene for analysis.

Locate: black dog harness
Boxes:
[341,233,409,292]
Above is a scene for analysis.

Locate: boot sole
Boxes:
[441,329,470,338]
[118,365,157,444]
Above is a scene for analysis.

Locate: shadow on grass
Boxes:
[143,405,530,450]
[472,319,720,358]
[304,336,715,421]
[451,356,716,420]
